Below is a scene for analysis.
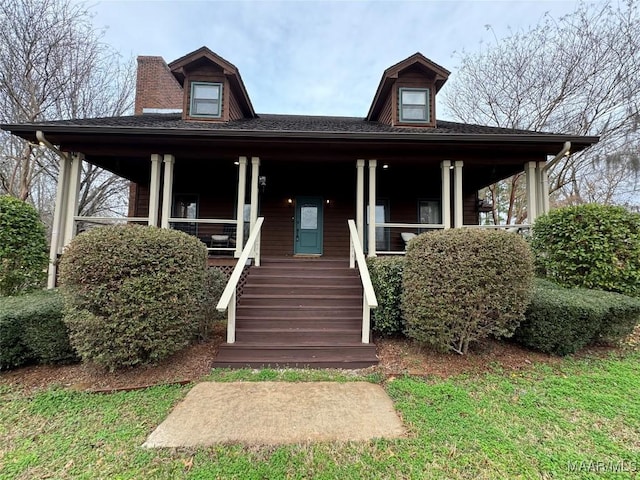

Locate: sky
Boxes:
[90,0,583,119]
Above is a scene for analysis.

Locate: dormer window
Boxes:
[399,88,430,123]
[190,82,222,118]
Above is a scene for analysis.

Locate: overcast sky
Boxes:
[91,0,582,119]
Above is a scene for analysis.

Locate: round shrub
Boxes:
[59,225,208,370]
[367,257,404,336]
[532,204,640,296]
[0,195,48,296]
[402,229,534,354]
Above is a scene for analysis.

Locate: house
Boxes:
[2,47,599,368]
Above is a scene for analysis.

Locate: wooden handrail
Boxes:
[348,219,378,343]
[216,216,264,343]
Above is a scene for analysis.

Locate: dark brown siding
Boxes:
[228,88,244,121]
[379,92,393,125]
[464,192,479,225]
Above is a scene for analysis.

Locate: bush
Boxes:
[0,195,48,296]
[514,279,640,355]
[402,229,534,354]
[0,290,76,369]
[367,257,404,336]
[532,204,640,296]
[59,225,208,371]
[198,267,228,339]
[515,280,605,355]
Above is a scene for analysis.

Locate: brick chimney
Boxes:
[134,56,183,115]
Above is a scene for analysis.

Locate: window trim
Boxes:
[399,87,430,123]
[189,81,222,118]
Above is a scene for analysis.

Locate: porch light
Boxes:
[326,199,331,204]
[382,163,389,169]
[234,160,240,165]
[287,198,293,204]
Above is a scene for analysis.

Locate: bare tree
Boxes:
[0,0,134,220]
[443,0,640,218]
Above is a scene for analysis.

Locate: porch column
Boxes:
[454,161,464,228]
[47,154,71,289]
[538,161,550,215]
[160,154,175,229]
[525,161,538,223]
[235,156,248,257]
[441,160,451,229]
[249,157,260,235]
[63,152,83,246]
[367,160,377,257]
[148,154,162,227]
[356,159,365,246]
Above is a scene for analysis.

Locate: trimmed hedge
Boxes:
[0,195,48,296]
[59,225,208,371]
[0,290,76,369]
[367,257,404,336]
[514,279,640,355]
[532,204,640,296]
[402,229,534,354]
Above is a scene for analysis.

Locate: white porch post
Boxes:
[356,159,365,246]
[47,154,71,289]
[441,160,452,229]
[148,154,162,227]
[160,154,175,229]
[538,161,550,215]
[235,156,248,258]
[525,161,538,223]
[454,161,464,228]
[250,157,260,260]
[249,157,260,234]
[63,153,83,246]
[367,159,377,258]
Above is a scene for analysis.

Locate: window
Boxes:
[366,200,390,252]
[399,88,430,123]
[419,200,441,225]
[190,82,222,117]
[172,194,198,236]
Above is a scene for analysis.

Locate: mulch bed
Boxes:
[2,324,637,394]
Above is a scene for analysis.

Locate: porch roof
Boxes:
[3,113,598,150]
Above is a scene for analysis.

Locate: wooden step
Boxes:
[242,284,362,296]
[212,343,378,369]
[236,305,362,318]
[239,294,362,307]
[235,329,361,343]
[236,318,361,329]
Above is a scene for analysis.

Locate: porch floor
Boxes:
[212,258,378,369]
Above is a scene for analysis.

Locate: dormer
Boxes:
[168,47,256,121]
[366,53,450,128]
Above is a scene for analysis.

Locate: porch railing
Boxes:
[348,219,378,343]
[168,217,237,254]
[462,224,531,234]
[216,216,264,344]
[373,222,445,255]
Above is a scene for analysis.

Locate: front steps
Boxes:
[212,258,378,369]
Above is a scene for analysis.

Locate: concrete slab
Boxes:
[143,381,405,447]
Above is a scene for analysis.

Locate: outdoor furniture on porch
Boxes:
[401,232,417,250]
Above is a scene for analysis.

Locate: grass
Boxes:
[1,354,639,479]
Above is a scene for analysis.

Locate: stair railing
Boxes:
[347,219,378,343]
[216,216,265,343]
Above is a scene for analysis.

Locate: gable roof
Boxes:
[168,46,256,118]
[367,52,450,121]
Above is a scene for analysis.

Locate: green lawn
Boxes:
[1,354,639,479]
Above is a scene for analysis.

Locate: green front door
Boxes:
[294,196,323,255]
